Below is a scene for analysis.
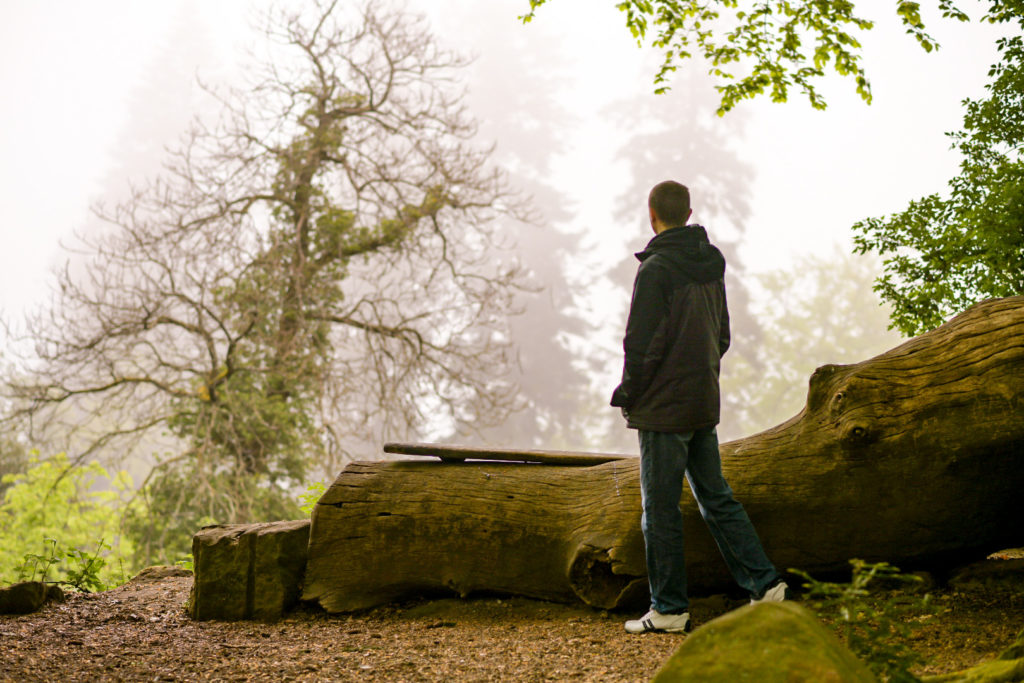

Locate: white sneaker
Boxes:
[750,579,793,604]
[624,609,691,633]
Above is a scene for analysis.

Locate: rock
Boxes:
[652,602,875,683]
[0,581,65,615]
[948,559,1024,593]
[187,519,310,621]
[923,659,1024,683]
[130,565,193,583]
[999,628,1024,662]
[924,629,1024,682]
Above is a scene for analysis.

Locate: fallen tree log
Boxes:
[303,296,1024,613]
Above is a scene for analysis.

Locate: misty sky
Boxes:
[0,0,1009,340]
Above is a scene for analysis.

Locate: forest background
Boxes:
[0,0,1017,585]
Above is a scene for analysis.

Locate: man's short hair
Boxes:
[648,181,691,227]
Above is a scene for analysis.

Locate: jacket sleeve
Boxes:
[718,283,731,357]
[610,261,670,410]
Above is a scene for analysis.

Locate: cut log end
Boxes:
[568,544,646,609]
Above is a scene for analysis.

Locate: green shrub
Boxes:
[793,559,934,682]
[17,537,62,584]
[0,452,135,590]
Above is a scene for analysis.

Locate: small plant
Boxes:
[792,559,934,683]
[10,537,120,593]
[17,538,61,584]
[299,481,328,516]
[175,556,194,572]
[63,540,110,592]
[0,453,136,587]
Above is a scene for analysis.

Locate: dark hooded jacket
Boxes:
[610,224,730,432]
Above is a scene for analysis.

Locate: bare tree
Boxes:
[4,0,526,564]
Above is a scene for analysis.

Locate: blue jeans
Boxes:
[639,427,778,614]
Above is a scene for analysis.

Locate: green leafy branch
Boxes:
[522,1,971,113]
[793,559,935,682]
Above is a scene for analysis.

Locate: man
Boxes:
[612,180,790,634]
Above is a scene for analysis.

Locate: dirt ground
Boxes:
[2,558,1023,683]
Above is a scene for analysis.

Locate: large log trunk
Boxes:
[303,296,1024,613]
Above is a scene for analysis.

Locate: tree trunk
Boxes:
[303,296,1024,613]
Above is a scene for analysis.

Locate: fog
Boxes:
[0,0,1009,453]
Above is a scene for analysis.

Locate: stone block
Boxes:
[187,519,310,621]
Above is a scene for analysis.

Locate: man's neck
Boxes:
[654,222,688,235]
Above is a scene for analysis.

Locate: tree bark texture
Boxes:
[303,296,1024,613]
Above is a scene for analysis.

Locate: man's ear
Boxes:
[687,208,693,223]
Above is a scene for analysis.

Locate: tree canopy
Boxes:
[522,0,1022,335]
[522,0,970,113]
[853,0,1024,335]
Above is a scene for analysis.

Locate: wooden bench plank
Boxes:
[382,442,633,466]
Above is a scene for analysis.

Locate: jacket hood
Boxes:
[635,224,725,283]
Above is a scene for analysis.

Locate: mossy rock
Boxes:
[0,581,65,615]
[924,659,1024,683]
[131,565,193,583]
[948,559,1024,594]
[924,629,1024,683]
[998,629,1024,662]
[652,601,875,682]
